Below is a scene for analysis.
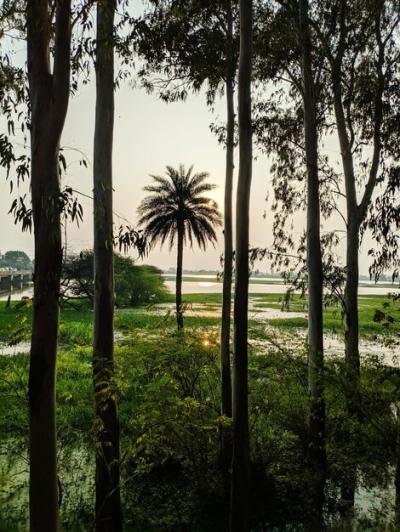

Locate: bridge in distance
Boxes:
[0,270,32,287]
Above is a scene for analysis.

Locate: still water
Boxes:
[1,276,399,301]
[164,276,399,295]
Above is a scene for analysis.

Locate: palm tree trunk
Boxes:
[230,0,252,530]
[176,220,184,329]
[93,0,123,529]
[299,0,326,527]
[27,1,71,529]
[220,0,235,474]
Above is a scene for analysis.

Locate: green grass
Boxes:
[0,300,221,347]
[249,293,400,338]
[0,291,399,347]
[0,292,399,529]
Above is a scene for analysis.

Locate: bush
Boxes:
[62,251,168,307]
[115,259,168,307]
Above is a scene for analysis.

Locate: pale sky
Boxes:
[0,13,380,276]
[0,79,279,272]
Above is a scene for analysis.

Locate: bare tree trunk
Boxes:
[331,67,360,392]
[27,1,71,530]
[339,217,360,524]
[230,0,252,530]
[328,58,360,520]
[344,219,360,406]
[299,0,325,528]
[93,1,123,529]
[220,0,235,474]
[176,220,184,329]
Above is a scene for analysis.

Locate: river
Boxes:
[1,275,399,301]
[163,274,399,295]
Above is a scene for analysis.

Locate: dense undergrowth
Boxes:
[0,294,399,530]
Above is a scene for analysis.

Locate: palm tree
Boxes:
[138,165,222,329]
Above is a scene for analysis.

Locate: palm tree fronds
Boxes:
[137,164,222,252]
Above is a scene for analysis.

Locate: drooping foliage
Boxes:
[133,0,239,103]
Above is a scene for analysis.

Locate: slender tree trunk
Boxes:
[339,217,360,524]
[230,0,252,530]
[27,1,71,530]
[176,220,184,329]
[331,66,360,520]
[220,0,235,473]
[93,1,123,529]
[299,0,325,528]
[344,218,360,404]
[331,70,360,394]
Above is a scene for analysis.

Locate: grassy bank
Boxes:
[1,292,399,345]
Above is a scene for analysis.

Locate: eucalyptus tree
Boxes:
[93,0,123,529]
[308,0,400,515]
[253,2,330,522]
[137,165,222,329]
[310,0,400,404]
[230,0,253,529]
[27,0,72,529]
[133,0,239,428]
[254,0,399,519]
[298,0,326,525]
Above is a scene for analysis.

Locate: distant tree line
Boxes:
[0,250,32,270]
[62,251,168,307]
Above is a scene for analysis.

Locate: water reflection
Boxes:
[165,279,400,295]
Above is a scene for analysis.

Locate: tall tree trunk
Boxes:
[93,0,123,529]
[328,56,360,518]
[176,220,184,329]
[299,0,326,527]
[339,216,360,524]
[331,64,360,520]
[220,0,235,473]
[230,0,252,530]
[344,218,360,406]
[27,1,71,530]
[331,66,360,392]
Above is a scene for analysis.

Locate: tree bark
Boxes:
[93,0,123,529]
[299,0,326,528]
[344,218,360,401]
[220,0,235,473]
[339,216,360,524]
[330,55,361,520]
[27,1,71,530]
[230,0,252,530]
[331,70,360,396]
[176,220,184,329]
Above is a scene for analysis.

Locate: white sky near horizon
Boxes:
[0,4,385,276]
